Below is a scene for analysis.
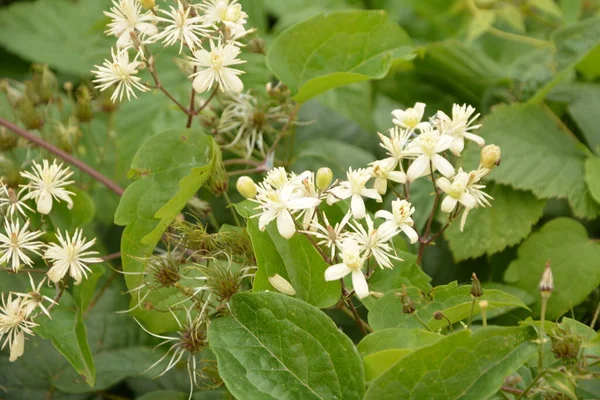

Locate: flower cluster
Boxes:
[240,102,500,299]
[92,0,254,103]
[0,160,102,362]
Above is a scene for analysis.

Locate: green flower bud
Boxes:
[16,95,44,130]
[470,273,483,298]
[31,64,58,103]
[75,86,94,122]
[51,118,81,153]
[140,0,155,9]
[480,144,501,169]
[0,154,22,187]
[0,127,18,150]
[236,176,257,199]
[316,167,333,190]
[539,260,554,297]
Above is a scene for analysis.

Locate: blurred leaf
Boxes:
[560,0,583,24]
[47,187,95,231]
[553,16,600,71]
[264,0,351,31]
[51,347,157,393]
[368,282,529,331]
[238,0,267,34]
[315,82,375,131]
[358,328,442,381]
[292,138,376,177]
[114,129,217,332]
[364,326,537,400]
[34,292,95,387]
[544,370,579,400]
[445,184,546,262]
[0,0,111,76]
[478,103,600,219]
[498,5,526,33]
[530,0,563,17]
[467,11,495,43]
[576,44,600,79]
[585,156,600,204]
[505,218,600,319]
[208,292,365,399]
[236,201,341,308]
[266,10,412,102]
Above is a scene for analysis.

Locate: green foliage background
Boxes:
[0,0,600,399]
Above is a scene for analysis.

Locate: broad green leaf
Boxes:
[478,103,600,218]
[358,328,443,381]
[47,187,95,231]
[266,10,412,102]
[530,0,563,17]
[445,184,545,262]
[0,0,111,75]
[553,16,600,71]
[315,82,375,131]
[51,347,158,394]
[544,370,579,400]
[576,44,600,79]
[505,218,600,319]
[560,0,583,24]
[586,156,600,204]
[562,84,600,151]
[368,282,529,331]
[73,264,107,312]
[264,0,350,31]
[364,326,537,400]
[292,138,376,178]
[467,11,495,43]
[497,5,525,33]
[114,128,217,332]
[236,201,340,308]
[34,292,95,387]
[208,292,365,400]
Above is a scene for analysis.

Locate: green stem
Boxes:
[222,191,241,227]
[538,295,549,371]
[467,297,476,329]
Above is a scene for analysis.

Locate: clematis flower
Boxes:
[406,127,455,182]
[327,168,382,220]
[92,48,149,103]
[324,240,369,299]
[391,102,429,131]
[375,199,418,244]
[189,40,245,93]
[437,103,484,156]
[104,0,158,49]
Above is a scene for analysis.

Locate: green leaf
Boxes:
[553,16,600,71]
[73,264,107,312]
[585,156,600,204]
[0,0,112,75]
[478,103,600,218]
[47,187,95,231]
[497,5,525,33]
[467,11,495,43]
[51,347,158,394]
[505,218,600,319]
[564,84,600,151]
[236,201,341,308]
[368,282,529,331]
[34,292,95,387]
[208,292,365,400]
[445,184,546,262]
[315,82,375,131]
[358,328,443,381]
[292,138,376,178]
[266,10,412,102]
[560,0,583,24]
[114,128,217,332]
[364,326,537,399]
[530,0,563,17]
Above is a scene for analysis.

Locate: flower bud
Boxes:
[139,0,155,9]
[16,95,44,130]
[480,144,501,169]
[432,310,445,320]
[470,273,483,298]
[31,64,58,103]
[236,176,257,199]
[397,286,416,314]
[0,154,22,187]
[75,86,94,123]
[0,127,18,150]
[539,260,554,297]
[0,79,23,107]
[268,274,296,296]
[51,118,81,153]
[316,167,333,190]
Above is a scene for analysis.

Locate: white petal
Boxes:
[387,171,407,183]
[258,208,277,231]
[324,263,351,281]
[351,270,369,299]
[401,225,419,244]
[374,210,393,221]
[351,194,366,220]
[407,155,429,182]
[436,177,452,194]
[460,208,470,231]
[374,177,387,195]
[431,154,455,178]
[220,68,244,93]
[276,210,296,239]
[441,196,458,213]
[449,137,464,156]
[192,69,216,93]
[464,132,485,146]
[9,331,24,362]
[268,274,296,296]
[459,192,477,209]
[36,191,53,214]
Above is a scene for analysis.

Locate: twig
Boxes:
[46,283,65,313]
[591,299,600,329]
[101,252,122,262]
[0,118,124,196]
[146,58,190,115]
[416,162,440,265]
[265,104,301,160]
[193,86,219,115]
[501,386,523,395]
[341,284,369,336]
[186,66,197,128]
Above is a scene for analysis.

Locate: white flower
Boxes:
[347,215,399,269]
[0,219,43,272]
[375,199,419,244]
[45,229,102,285]
[16,274,56,319]
[295,171,323,229]
[189,40,245,93]
[263,167,289,190]
[155,1,211,54]
[406,127,455,182]
[253,179,321,239]
[436,168,477,214]
[0,184,33,218]
[466,168,493,208]
[0,293,37,362]
[324,241,369,299]
[368,158,407,195]
[268,274,296,296]
[327,168,382,220]
[104,0,158,49]
[437,103,484,156]
[92,48,149,103]
[377,126,415,166]
[305,212,351,259]
[20,159,75,215]
[391,102,429,131]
